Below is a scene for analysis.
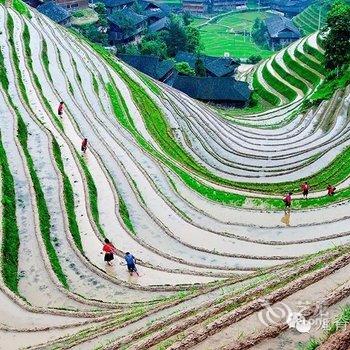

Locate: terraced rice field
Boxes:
[1,2,350,350]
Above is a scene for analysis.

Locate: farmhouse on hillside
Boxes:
[183,0,247,13]
[260,0,314,17]
[37,1,72,24]
[266,15,301,50]
[175,52,239,77]
[172,76,251,106]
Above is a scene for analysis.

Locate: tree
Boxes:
[183,11,193,26]
[140,40,168,58]
[251,18,267,47]
[247,54,262,64]
[94,2,107,16]
[163,15,188,56]
[195,58,206,76]
[175,62,195,76]
[323,0,350,71]
[124,43,140,55]
[186,26,202,53]
[79,23,108,45]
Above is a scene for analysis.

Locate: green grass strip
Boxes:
[304,41,324,63]
[41,39,53,83]
[17,115,68,288]
[118,193,135,234]
[7,13,30,106]
[283,50,320,86]
[52,139,83,253]
[294,48,326,76]
[13,0,31,18]
[78,155,106,237]
[252,72,281,106]
[22,23,63,131]
[271,57,309,94]
[0,47,9,91]
[0,134,20,293]
[262,64,298,101]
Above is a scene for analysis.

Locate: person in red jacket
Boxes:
[102,238,117,266]
[58,101,64,117]
[301,182,310,199]
[327,184,336,196]
[81,138,88,154]
[283,192,292,212]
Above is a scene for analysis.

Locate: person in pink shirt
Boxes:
[283,192,292,212]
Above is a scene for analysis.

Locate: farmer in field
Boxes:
[81,138,88,154]
[58,101,64,117]
[102,238,117,266]
[124,252,139,276]
[327,184,336,196]
[283,192,292,212]
[301,182,310,199]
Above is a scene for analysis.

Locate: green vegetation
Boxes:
[41,39,53,83]
[17,115,68,288]
[252,72,281,106]
[199,24,272,58]
[271,58,308,94]
[13,0,31,18]
[323,0,350,70]
[118,193,135,234]
[0,135,20,294]
[304,41,324,63]
[78,155,106,237]
[262,64,297,101]
[52,139,83,252]
[7,14,30,106]
[294,48,326,76]
[283,50,321,85]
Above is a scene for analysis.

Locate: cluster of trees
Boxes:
[251,18,268,48]
[122,14,202,59]
[323,0,350,72]
[75,3,109,46]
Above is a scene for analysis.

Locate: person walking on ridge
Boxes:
[58,101,64,117]
[102,238,117,266]
[81,138,88,154]
[283,192,292,212]
[124,252,139,276]
[327,184,336,196]
[301,182,310,199]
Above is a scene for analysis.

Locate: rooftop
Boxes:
[266,15,301,38]
[108,8,147,27]
[37,1,70,23]
[172,76,251,102]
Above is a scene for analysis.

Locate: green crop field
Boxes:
[200,23,272,58]
[195,10,273,59]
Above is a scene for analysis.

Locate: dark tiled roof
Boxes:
[266,15,301,38]
[102,0,134,7]
[108,8,146,26]
[172,76,251,102]
[174,52,239,77]
[263,0,313,14]
[148,16,169,32]
[37,1,70,23]
[117,54,174,79]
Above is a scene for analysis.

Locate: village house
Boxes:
[37,1,72,24]
[182,0,247,13]
[265,15,301,50]
[260,0,314,17]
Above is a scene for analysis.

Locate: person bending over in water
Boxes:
[327,184,336,196]
[301,182,310,199]
[283,192,292,212]
[124,252,139,276]
[81,138,88,154]
[58,101,64,117]
[102,238,117,266]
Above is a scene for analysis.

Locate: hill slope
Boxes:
[1,2,350,349]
